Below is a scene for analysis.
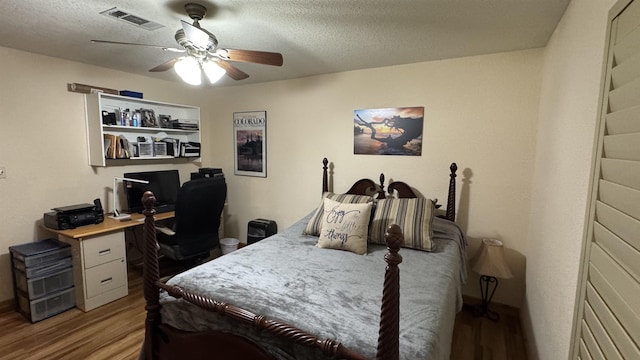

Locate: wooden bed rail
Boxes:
[141,191,405,360]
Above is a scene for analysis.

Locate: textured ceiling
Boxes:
[0,0,570,87]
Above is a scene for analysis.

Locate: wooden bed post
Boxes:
[322,157,329,193]
[142,191,160,360]
[376,224,403,360]
[378,173,386,199]
[446,163,458,222]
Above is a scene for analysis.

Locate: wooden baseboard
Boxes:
[462,295,520,316]
[0,298,14,314]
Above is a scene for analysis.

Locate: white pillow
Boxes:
[317,198,372,255]
[303,192,373,236]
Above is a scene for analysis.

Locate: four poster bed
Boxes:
[140,158,465,360]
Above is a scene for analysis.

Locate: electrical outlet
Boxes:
[0,167,6,179]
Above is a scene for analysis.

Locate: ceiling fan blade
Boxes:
[149,58,179,72]
[91,40,184,53]
[217,61,249,81]
[181,20,212,50]
[216,49,283,66]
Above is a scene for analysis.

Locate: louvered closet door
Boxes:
[573,0,640,360]
[572,0,640,359]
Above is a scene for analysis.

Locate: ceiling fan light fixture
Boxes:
[94,3,282,84]
[174,56,202,85]
[202,60,226,84]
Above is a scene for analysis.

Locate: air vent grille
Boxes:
[100,7,164,31]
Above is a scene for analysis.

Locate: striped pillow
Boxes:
[369,198,435,251]
[303,192,373,236]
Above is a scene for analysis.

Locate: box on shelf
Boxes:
[180,142,200,157]
[154,142,167,156]
[119,90,143,99]
[17,287,75,323]
[138,142,154,157]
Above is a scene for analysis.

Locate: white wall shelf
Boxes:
[85,93,201,167]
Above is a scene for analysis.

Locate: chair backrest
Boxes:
[172,177,227,255]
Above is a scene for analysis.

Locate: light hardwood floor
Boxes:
[451,300,528,360]
[0,268,527,360]
[0,269,147,360]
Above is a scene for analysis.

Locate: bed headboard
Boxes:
[321,158,458,222]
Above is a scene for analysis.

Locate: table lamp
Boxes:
[471,238,513,321]
[110,177,149,221]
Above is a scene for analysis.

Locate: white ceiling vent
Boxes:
[100,7,164,31]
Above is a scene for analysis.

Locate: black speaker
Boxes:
[247,219,277,245]
[191,168,225,181]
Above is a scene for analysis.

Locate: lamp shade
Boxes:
[472,238,513,279]
[202,60,226,84]
[174,56,202,85]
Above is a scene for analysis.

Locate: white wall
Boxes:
[523,0,616,359]
[1,46,543,312]
[0,46,212,301]
[207,50,543,308]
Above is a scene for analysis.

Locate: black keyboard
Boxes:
[155,204,175,214]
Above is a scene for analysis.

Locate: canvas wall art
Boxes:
[354,107,424,155]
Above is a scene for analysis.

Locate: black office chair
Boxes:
[156,177,227,265]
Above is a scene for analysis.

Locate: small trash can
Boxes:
[220,238,239,255]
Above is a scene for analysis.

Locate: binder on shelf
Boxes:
[116,136,131,159]
[180,142,200,157]
[162,138,181,157]
[103,134,117,159]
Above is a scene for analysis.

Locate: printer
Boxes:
[43,201,104,230]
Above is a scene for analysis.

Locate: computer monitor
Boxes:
[123,170,181,213]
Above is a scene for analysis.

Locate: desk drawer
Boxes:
[82,232,125,268]
[84,259,126,299]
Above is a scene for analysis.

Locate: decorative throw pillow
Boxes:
[317,198,372,255]
[369,197,435,251]
[303,192,373,236]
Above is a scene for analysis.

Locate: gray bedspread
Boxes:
[160,214,467,360]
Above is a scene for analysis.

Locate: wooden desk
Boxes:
[44,212,175,312]
[47,211,175,239]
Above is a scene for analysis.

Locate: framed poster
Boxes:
[233,111,267,177]
[354,107,424,155]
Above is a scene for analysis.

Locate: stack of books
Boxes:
[169,119,199,130]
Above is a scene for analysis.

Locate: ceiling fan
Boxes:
[92,3,283,85]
